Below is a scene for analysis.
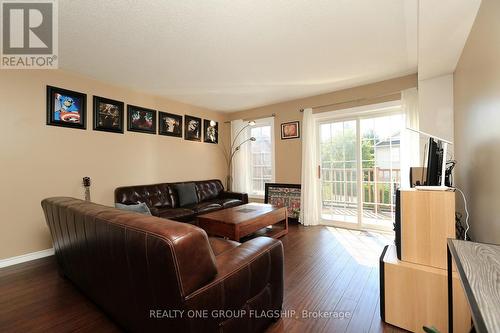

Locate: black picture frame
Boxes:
[127,105,156,134]
[184,115,202,141]
[46,86,87,130]
[264,183,302,224]
[159,111,183,137]
[203,119,218,144]
[93,96,124,133]
[281,121,300,140]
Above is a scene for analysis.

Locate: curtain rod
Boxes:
[224,90,404,122]
[299,91,402,112]
[242,113,276,122]
[224,113,276,124]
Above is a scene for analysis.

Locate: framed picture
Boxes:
[159,112,183,137]
[265,183,301,223]
[203,119,218,144]
[127,105,156,134]
[184,115,202,141]
[46,86,87,129]
[93,96,124,133]
[281,121,300,139]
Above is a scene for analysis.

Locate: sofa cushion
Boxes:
[114,183,172,209]
[196,180,224,202]
[190,201,223,214]
[115,202,152,215]
[218,198,244,208]
[208,237,240,256]
[175,183,199,207]
[157,207,195,220]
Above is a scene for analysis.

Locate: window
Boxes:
[248,119,274,197]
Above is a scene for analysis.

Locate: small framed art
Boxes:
[93,96,124,133]
[281,121,300,139]
[184,115,202,141]
[159,112,183,137]
[127,105,156,134]
[204,119,218,144]
[46,86,87,129]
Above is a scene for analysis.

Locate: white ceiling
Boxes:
[418,0,482,80]
[59,0,418,112]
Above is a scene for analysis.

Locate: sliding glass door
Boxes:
[318,112,402,230]
[319,120,359,225]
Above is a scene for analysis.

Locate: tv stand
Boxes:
[380,189,471,332]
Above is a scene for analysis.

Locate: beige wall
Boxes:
[0,71,419,260]
[226,74,417,184]
[0,70,227,260]
[454,0,500,243]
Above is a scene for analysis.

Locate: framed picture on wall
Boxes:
[281,121,300,139]
[93,96,124,133]
[203,119,218,144]
[159,111,183,137]
[184,115,202,141]
[127,105,156,134]
[46,86,87,129]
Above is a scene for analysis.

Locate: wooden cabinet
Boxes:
[400,189,455,269]
[381,189,471,332]
[381,245,471,333]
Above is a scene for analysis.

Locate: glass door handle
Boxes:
[318,165,321,179]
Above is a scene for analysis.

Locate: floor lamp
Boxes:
[226,121,256,191]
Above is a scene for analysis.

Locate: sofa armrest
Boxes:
[184,237,284,331]
[219,191,249,204]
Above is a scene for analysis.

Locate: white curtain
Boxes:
[231,120,250,193]
[400,87,420,188]
[299,108,319,226]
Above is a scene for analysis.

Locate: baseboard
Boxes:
[0,248,54,269]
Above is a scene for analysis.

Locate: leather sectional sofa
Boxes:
[114,179,248,223]
[41,197,284,333]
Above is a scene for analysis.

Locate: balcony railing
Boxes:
[321,167,400,214]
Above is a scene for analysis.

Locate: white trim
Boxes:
[0,248,54,269]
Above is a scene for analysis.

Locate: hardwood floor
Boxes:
[0,225,406,333]
[266,225,405,333]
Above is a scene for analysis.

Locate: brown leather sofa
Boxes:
[41,197,284,333]
[114,179,248,222]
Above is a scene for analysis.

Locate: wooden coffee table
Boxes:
[197,203,288,242]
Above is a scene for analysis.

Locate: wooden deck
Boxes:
[0,225,405,333]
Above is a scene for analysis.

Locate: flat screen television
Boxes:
[425,138,444,186]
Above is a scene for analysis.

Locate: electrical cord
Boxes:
[455,187,470,240]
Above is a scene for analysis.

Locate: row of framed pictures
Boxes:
[46,86,218,143]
